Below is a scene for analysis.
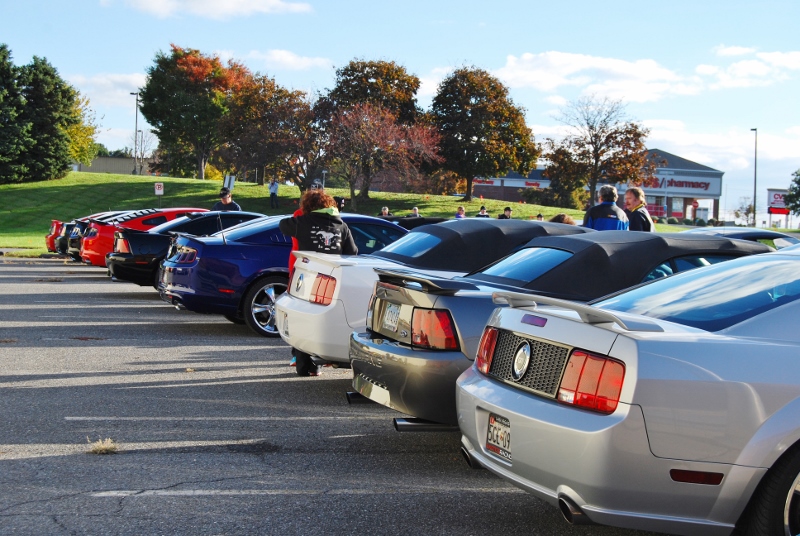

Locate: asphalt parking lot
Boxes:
[0,257,658,536]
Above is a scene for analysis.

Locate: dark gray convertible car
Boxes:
[350,231,771,426]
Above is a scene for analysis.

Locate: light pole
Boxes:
[130,92,139,175]
[321,170,328,188]
[751,128,758,227]
[137,130,143,174]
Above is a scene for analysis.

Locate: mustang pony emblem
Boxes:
[315,230,338,246]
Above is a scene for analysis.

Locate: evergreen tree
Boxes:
[0,44,32,184]
[17,56,77,181]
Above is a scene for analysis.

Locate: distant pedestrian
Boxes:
[549,213,576,225]
[624,187,655,232]
[409,207,421,217]
[212,187,241,212]
[497,207,513,219]
[455,206,466,219]
[475,206,490,218]
[536,213,544,221]
[583,185,629,231]
[268,179,280,209]
[378,206,393,217]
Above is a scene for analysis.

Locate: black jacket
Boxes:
[627,205,655,232]
[279,209,358,255]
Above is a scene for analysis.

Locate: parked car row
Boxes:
[46,210,800,535]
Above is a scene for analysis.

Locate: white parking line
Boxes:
[93,487,523,497]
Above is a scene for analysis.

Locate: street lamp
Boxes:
[137,130,143,174]
[751,128,758,227]
[130,92,139,175]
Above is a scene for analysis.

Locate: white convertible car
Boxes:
[457,248,800,536]
[274,219,590,375]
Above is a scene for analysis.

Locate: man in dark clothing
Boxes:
[497,207,512,219]
[212,187,241,211]
[476,206,490,218]
[624,187,655,232]
[583,185,629,230]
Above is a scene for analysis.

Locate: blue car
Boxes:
[159,214,408,337]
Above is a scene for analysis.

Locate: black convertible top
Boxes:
[470,230,772,301]
[371,218,592,272]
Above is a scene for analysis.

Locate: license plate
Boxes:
[381,302,401,332]
[282,312,289,336]
[486,413,511,461]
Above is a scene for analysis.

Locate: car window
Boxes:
[774,237,800,249]
[349,223,406,254]
[642,262,673,282]
[182,218,220,236]
[468,247,573,286]
[597,256,800,331]
[220,217,277,241]
[375,232,442,258]
[141,215,168,226]
[221,214,256,229]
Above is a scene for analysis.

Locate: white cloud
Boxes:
[713,45,756,57]
[67,73,147,107]
[493,51,702,103]
[248,49,331,71]
[757,51,800,70]
[121,0,312,20]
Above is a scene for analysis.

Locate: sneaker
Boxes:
[289,356,296,367]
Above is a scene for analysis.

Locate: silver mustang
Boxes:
[456,248,800,535]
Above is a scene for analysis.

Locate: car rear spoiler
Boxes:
[374,268,480,294]
[291,250,361,267]
[492,290,664,332]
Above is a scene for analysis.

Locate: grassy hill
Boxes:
[0,172,587,255]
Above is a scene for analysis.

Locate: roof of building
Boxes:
[647,148,721,173]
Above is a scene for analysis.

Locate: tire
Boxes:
[243,275,287,337]
[294,349,318,377]
[224,314,245,325]
[737,445,800,535]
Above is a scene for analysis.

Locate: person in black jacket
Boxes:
[279,190,358,256]
[624,186,655,232]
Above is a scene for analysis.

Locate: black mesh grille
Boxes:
[488,329,571,398]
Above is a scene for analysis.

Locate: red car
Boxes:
[45,219,64,252]
[80,208,207,267]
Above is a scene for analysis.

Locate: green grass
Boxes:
[4,172,792,256]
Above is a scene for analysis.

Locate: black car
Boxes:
[681,226,800,249]
[107,211,265,287]
[351,231,773,426]
[64,211,131,261]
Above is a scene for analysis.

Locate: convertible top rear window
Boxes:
[468,247,572,286]
[374,232,442,258]
[596,256,800,331]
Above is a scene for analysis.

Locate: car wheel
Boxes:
[294,350,318,377]
[243,275,287,337]
[738,445,800,535]
[224,314,245,325]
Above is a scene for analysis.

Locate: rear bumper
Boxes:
[349,331,471,425]
[107,254,158,286]
[274,293,355,363]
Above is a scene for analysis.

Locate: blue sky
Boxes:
[2,0,798,219]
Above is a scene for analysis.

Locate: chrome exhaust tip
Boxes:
[558,496,592,525]
[459,446,482,469]
[393,418,459,433]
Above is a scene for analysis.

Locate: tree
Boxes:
[734,197,755,226]
[17,56,77,182]
[551,95,660,203]
[0,44,32,184]
[328,103,440,209]
[538,142,591,208]
[139,44,251,180]
[431,67,538,202]
[218,74,312,186]
[65,92,100,166]
[783,169,800,215]
[318,59,421,124]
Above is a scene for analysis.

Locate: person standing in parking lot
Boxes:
[583,185,629,231]
[212,187,241,211]
[268,179,280,209]
[624,186,655,232]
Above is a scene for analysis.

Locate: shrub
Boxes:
[707,218,717,227]
[667,217,679,225]
[682,217,693,225]
[695,218,706,227]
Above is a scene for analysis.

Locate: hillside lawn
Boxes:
[1,171,779,257]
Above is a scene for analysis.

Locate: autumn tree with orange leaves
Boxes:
[139,45,252,180]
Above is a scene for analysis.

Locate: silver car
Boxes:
[351,232,769,426]
[456,248,800,535]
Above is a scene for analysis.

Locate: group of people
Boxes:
[583,185,654,232]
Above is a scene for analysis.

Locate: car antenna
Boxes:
[218,212,227,245]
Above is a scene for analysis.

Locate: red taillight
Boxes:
[174,247,197,264]
[557,350,625,414]
[411,309,458,350]
[310,274,336,305]
[475,327,499,374]
[114,238,131,253]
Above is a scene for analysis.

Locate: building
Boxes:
[472,149,723,220]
